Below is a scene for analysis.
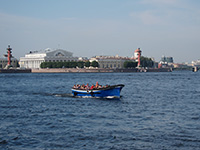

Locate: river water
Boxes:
[0,71,200,150]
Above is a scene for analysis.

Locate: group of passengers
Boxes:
[73,82,109,90]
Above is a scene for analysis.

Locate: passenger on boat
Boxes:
[73,83,110,90]
[74,84,80,89]
[80,84,85,89]
[90,84,94,89]
[95,82,99,88]
[85,83,90,90]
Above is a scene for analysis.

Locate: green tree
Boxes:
[124,61,138,68]
[64,62,69,68]
[52,62,57,68]
[70,61,77,68]
[91,61,99,67]
[40,62,52,68]
[40,61,93,68]
[140,56,154,68]
[77,61,84,68]
[40,62,44,68]
[47,62,53,68]
[56,62,63,68]
[85,61,90,67]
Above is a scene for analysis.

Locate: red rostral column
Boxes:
[135,48,142,67]
[7,45,12,66]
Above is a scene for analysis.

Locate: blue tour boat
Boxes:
[71,84,124,98]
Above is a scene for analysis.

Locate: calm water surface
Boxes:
[0,71,200,150]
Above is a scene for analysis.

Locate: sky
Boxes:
[0,0,200,63]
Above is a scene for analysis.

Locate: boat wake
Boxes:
[32,92,122,100]
[32,92,73,97]
[72,95,122,100]
[53,93,74,97]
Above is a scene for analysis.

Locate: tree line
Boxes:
[40,61,99,68]
[123,57,154,68]
[123,61,138,68]
[140,56,154,68]
[40,57,154,69]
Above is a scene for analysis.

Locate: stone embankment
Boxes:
[32,68,172,73]
[0,69,31,73]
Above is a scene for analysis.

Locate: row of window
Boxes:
[45,60,77,62]
[99,61,123,63]
[102,64,121,68]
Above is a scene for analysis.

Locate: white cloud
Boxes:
[141,0,179,5]
[130,10,162,25]
[130,0,200,27]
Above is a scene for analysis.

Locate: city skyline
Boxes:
[0,0,200,63]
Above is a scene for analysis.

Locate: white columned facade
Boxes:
[19,49,78,69]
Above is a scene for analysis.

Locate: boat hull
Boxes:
[71,84,124,98]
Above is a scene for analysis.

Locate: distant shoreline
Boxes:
[31,68,172,73]
[0,69,31,73]
[0,68,172,73]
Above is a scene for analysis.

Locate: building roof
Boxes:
[92,55,131,60]
[24,48,73,58]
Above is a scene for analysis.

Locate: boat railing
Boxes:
[72,84,124,91]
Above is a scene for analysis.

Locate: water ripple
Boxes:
[0,72,200,149]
